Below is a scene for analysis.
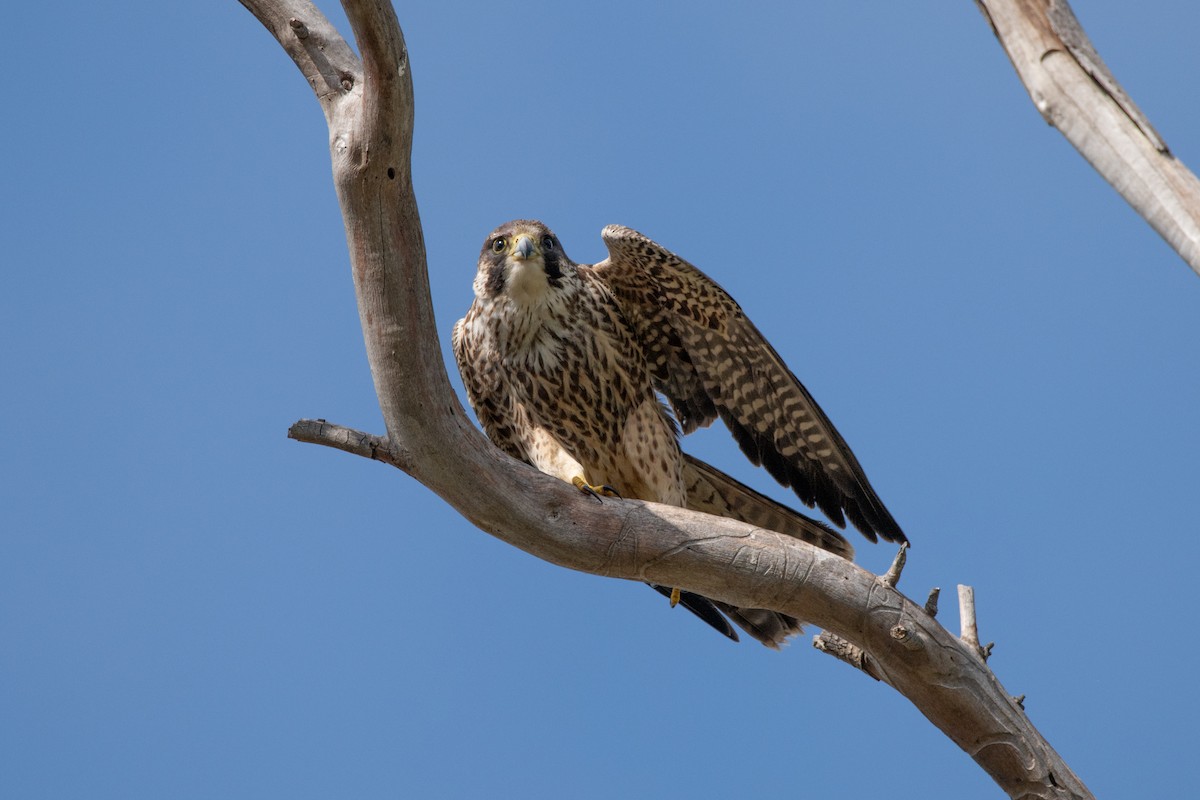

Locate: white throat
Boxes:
[506,257,551,306]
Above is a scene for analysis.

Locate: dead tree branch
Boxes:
[238,1,1091,796]
[976,0,1200,278]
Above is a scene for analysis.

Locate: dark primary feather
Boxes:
[593,225,906,545]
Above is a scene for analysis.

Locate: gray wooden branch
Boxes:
[239,1,1091,796]
[976,0,1200,278]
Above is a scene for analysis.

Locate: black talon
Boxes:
[572,476,622,502]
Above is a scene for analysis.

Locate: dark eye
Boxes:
[491,237,506,254]
[541,235,554,250]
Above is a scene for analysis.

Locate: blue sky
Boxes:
[4,2,1198,797]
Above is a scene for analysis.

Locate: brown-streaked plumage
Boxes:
[453,220,906,647]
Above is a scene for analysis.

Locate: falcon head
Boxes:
[475,219,572,303]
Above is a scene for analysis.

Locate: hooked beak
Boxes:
[513,234,535,260]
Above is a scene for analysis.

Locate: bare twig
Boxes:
[975,0,1200,278]
[958,584,996,665]
[879,542,908,588]
[959,584,982,655]
[813,632,881,681]
[924,587,941,618]
[287,418,411,471]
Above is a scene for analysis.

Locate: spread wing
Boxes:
[591,225,905,544]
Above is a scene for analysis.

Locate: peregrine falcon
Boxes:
[453,220,906,647]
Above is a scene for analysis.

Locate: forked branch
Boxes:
[239,1,1091,796]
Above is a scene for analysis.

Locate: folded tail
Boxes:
[683,453,853,559]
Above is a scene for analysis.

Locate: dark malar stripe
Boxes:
[542,249,564,286]
[483,255,507,297]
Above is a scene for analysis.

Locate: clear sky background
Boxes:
[4,2,1198,798]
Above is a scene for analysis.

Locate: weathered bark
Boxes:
[238,2,1091,796]
[976,0,1200,278]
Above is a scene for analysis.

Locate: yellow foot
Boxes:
[669,586,681,607]
[571,476,622,503]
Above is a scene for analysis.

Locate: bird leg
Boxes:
[571,475,622,503]
[566,473,685,604]
[568,475,686,604]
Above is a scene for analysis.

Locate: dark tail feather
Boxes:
[682,453,854,559]
[714,603,802,650]
[647,585,803,649]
